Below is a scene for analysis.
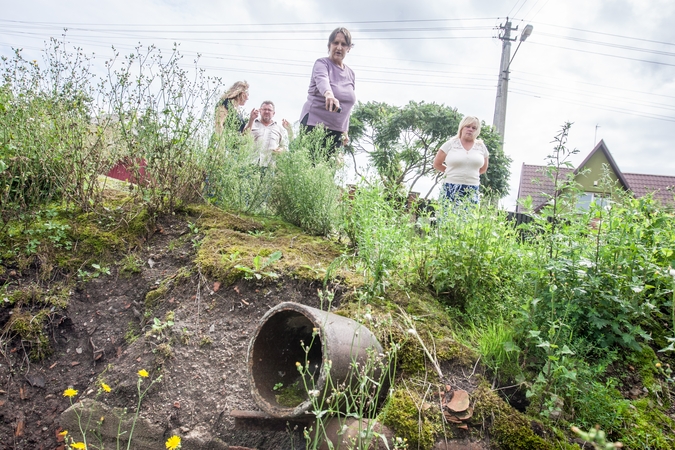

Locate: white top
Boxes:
[250,119,289,167]
[439,137,489,186]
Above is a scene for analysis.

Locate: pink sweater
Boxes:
[299,57,356,133]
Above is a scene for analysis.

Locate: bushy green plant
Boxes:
[343,182,414,295]
[521,176,675,354]
[270,128,342,236]
[419,201,527,320]
[508,124,675,436]
[0,39,114,227]
[201,118,274,214]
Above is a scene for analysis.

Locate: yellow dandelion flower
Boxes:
[295,362,301,367]
[138,369,149,378]
[165,435,181,449]
[63,388,78,398]
[101,382,111,392]
[59,430,68,436]
[71,442,87,449]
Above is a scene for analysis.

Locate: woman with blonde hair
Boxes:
[433,116,489,205]
[215,80,250,134]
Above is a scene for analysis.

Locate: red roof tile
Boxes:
[516,164,572,212]
[623,173,675,205]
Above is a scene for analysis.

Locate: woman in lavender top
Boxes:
[299,27,356,158]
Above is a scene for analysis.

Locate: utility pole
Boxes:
[492,18,533,143]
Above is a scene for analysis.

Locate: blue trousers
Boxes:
[442,183,480,205]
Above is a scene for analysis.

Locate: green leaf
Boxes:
[560,345,575,355]
[658,337,675,353]
[503,341,521,353]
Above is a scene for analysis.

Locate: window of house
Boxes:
[577,192,609,210]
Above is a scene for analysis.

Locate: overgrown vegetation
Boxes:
[1,36,674,450]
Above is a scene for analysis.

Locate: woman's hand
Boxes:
[341,133,350,146]
[324,90,340,112]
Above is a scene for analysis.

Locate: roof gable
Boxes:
[573,140,630,189]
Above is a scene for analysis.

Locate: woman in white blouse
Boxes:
[432,116,489,205]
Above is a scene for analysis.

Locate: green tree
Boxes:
[348,101,511,199]
[479,126,513,200]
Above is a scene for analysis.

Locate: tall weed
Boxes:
[104,44,220,215]
[0,38,114,226]
[418,202,528,320]
[521,174,675,353]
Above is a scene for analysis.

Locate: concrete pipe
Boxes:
[247,302,384,418]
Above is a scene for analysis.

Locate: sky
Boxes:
[2,0,674,210]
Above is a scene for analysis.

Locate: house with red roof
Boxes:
[516,140,675,213]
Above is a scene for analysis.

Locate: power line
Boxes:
[510,87,675,122]
[511,0,530,20]
[528,41,675,67]
[510,77,675,112]
[0,24,494,35]
[522,0,551,22]
[2,19,674,125]
[525,20,675,47]
[513,71,675,101]
[3,20,670,59]
[2,17,671,52]
[537,32,675,58]
[507,0,528,18]
[0,17,498,29]
[0,30,492,42]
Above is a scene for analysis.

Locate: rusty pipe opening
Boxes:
[248,308,322,413]
[248,302,384,419]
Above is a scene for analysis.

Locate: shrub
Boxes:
[270,128,341,236]
[104,43,219,215]
[201,119,272,214]
[418,202,528,320]
[0,40,114,226]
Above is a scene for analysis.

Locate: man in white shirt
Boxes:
[245,101,291,167]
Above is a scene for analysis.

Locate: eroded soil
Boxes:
[0,214,345,449]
